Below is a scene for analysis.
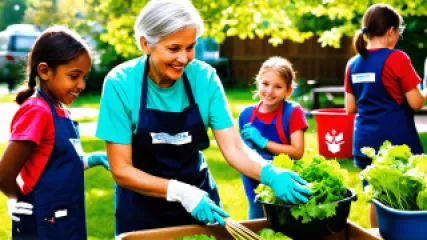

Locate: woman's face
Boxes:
[142,27,197,86]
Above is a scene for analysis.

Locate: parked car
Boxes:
[0,24,40,92]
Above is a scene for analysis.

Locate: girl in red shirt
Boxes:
[238,57,309,219]
[0,26,109,240]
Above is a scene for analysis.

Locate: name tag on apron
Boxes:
[150,132,192,145]
[69,139,85,159]
[352,73,375,83]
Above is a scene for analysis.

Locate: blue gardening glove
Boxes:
[191,195,230,225]
[167,180,229,225]
[241,123,268,149]
[260,164,312,204]
[84,152,110,171]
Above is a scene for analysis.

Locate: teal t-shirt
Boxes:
[96,56,234,144]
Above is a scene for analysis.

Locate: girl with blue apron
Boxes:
[12,89,87,240]
[114,57,221,234]
[240,100,297,218]
[349,48,423,171]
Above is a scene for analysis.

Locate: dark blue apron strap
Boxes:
[37,88,58,118]
[182,73,196,105]
[281,101,295,143]
[140,56,150,112]
[37,88,80,137]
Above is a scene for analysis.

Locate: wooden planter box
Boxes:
[118,219,382,240]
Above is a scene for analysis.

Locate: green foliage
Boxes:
[396,16,427,79]
[17,0,427,83]
[86,0,427,59]
[258,228,292,240]
[0,0,26,31]
[361,141,427,211]
[176,235,216,240]
[255,154,349,223]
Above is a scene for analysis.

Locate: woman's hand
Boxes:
[260,164,312,204]
[167,180,229,225]
[84,152,110,171]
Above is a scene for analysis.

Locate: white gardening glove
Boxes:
[7,198,33,222]
[167,180,229,225]
[167,179,206,213]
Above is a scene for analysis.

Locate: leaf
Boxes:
[272,154,293,170]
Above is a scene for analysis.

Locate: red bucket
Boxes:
[311,108,356,159]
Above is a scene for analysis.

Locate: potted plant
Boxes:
[361,141,427,240]
[255,154,357,240]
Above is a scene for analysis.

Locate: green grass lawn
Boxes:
[1,88,426,239]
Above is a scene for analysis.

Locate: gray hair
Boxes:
[134,0,204,50]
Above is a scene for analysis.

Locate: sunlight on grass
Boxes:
[4,88,425,238]
[0,93,15,103]
[69,94,101,108]
[74,115,99,123]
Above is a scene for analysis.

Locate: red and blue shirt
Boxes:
[10,97,69,195]
[345,49,421,101]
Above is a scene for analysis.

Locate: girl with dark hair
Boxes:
[0,26,109,239]
[345,3,427,228]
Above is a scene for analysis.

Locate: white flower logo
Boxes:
[325,129,344,154]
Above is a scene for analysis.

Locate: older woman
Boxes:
[96,0,311,235]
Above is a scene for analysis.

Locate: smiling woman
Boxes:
[142,27,197,87]
[95,0,311,236]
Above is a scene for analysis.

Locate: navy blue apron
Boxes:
[12,89,87,240]
[349,48,423,168]
[114,57,220,235]
[241,100,294,201]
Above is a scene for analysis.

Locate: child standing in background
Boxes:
[238,57,309,219]
[345,3,427,228]
[0,26,109,240]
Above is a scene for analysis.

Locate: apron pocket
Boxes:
[37,200,87,240]
[12,214,39,240]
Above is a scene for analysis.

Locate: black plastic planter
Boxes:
[256,188,357,240]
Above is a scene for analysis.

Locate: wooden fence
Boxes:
[219,36,355,86]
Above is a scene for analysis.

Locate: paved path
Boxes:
[3,102,427,142]
[0,103,99,142]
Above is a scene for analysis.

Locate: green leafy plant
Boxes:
[255,154,349,223]
[361,141,427,211]
[176,234,216,240]
[258,228,292,240]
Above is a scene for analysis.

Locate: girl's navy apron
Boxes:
[240,100,295,200]
[12,89,87,240]
[114,57,220,235]
[349,48,423,169]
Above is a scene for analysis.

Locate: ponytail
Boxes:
[15,71,37,105]
[353,30,368,59]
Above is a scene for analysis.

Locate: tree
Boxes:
[24,0,93,30]
[92,0,427,60]
[22,0,427,76]
[0,0,27,31]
